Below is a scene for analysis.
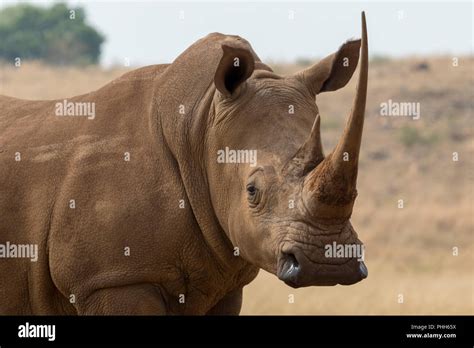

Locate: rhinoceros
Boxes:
[0,13,368,315]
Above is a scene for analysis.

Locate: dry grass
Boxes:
[1,57,473,314]
[0,61,130,99]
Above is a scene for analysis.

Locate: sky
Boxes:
[1,0,473,67]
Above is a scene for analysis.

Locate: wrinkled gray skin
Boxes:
[0,14,368,315]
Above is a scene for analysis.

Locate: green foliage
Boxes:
[0,3,104,65]
[295,57,313,66]
[398,126,439,148]
[370,54,392,65]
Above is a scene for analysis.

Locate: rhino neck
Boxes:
[155,34,258,278]
[159,86,255,278]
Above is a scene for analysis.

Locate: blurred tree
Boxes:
[0,3,104,65]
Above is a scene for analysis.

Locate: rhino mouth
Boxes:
[278,252,301,287]
[277,247,368,288]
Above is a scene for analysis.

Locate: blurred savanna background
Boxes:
[1,1,472,314]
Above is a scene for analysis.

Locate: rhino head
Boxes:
[206,13,368,288]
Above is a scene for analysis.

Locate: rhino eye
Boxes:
[246,184,257,196]
[246,184,261,207]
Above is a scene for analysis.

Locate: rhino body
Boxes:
[0,14,369,315]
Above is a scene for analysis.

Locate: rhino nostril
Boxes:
[282,253,300,280]
[286,253,299,270]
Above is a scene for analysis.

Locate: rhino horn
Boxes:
[302,12,368,219]
[282,114,324,177]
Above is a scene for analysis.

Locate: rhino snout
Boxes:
[277,246,368,288]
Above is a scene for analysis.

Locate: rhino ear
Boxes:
[295,39,361,95]
[214,43,255,97]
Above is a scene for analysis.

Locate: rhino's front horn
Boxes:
[329,11,368,184]
[302,12,368,220]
